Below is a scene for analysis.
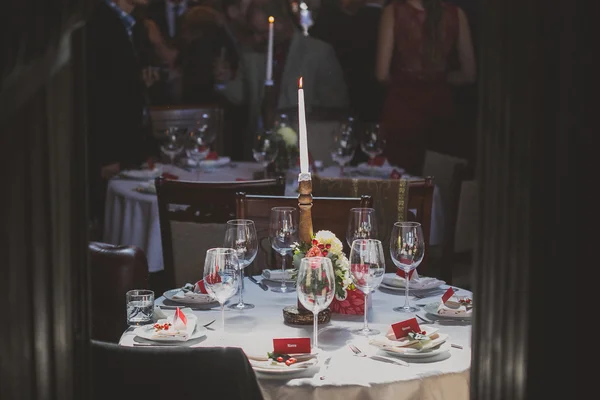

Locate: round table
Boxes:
[103,163,445,273]
[119,275,471,400]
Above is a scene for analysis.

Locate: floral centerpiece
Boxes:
[291,230,367,315]
[274,120,299,173]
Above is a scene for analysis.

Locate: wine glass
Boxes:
[159,127,185,165]
[331,120,357,176]
[360,123,385,165]
[346,208,379,247]
[202,248,240,337]
[296,257,335,351]
[269,207,298,293]
[186,114,216,177]
[389,222,425,312]
[252,129,279,178]
[223,219,258,310]
[349,239,385,335]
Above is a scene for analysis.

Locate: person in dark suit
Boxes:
[86,0,159,226]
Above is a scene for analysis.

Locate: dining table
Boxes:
[119,274,471,400]
[103,161,445,273]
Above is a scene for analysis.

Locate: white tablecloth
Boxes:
[103,163,444,273]
[119,275,471,400]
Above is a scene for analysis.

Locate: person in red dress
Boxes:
[376,0,475,174]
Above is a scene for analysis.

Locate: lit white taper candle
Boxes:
[298,77,309,174]
[266,16,274,85]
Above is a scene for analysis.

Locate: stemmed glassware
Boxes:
[252,130,279,178]
[202,248,240,337]
[360,123,385,165]
[186,114,216,178]
[296,257,335,351]
[349,239,385,335]
[269,207,298,293]
[159,127,186,165]
[331,118,357,176]
[346,207,379,247]
[223,220,258,310]
[389,222,425,312]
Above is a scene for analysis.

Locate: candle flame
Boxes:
[299,77,303,89]
[269,16,274,23]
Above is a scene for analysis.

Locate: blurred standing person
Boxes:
[86,0,159,231]
[146,0,191,46]
[376,0,475,174]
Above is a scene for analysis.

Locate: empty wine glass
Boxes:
[346,208,379,247]
[224,220,258,310]
[390,222,425,312]
[349,239,385,335]
[159,127,185,165]
[331,120,356,176]
[252,129,279,178]
[360,123,385,165]
[296,257,335,351]
[203,248,240,337]
[186,114,216,176]
[269,207,298,293]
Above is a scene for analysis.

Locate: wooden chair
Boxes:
[89,242,149,343]
[155,177,286,289]
[311,175,435,273]
[236,193,372,275]
[149,104,225,154]
[440,163,476,286]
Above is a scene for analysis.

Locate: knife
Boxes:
[248,276,268,291]
[369,354,409,367]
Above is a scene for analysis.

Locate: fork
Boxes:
[348,344,409,367]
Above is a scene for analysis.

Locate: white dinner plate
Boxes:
[119,168,162,180]
[261,270,295,284]
[423,301,473,319]
[163,289,219,307]
[381,274,445,291]
[199,157,231,168]
[134,315,207,342]
[379,282,445,295]
[249,357,319,374]
[379,341,451,359]
[370,332,450,359]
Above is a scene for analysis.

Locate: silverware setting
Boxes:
[348,344,409,367]
[248,276,268,291]
[159,305,229,312]
[319,356,332,380]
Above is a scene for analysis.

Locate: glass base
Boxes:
[393,305,420,313]
[228,302,255,310]
[271,284,292,293]
[352,327,380,336]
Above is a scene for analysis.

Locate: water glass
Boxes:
[224,219,258,310]
[349,239,385,335]
[360,123,385,162]
[252,130,279,178]
[126,289,154,326]
[346,207,379,247]
[331,120,356,176]
[296,257,335,351]
[203,248,240,337]
[159,127,185,165]
[390,222,425,312]
[269,207,299,293]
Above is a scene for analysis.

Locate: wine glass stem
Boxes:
[404,271,410,309]
[340,164,344,177]
[363,292,369,331]
[313,311,318,350]
[280,253,287,290]
[238,268,244,306]
[221,303,226,338]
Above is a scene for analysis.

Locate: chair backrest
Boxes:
[89,242,149,343]
[91,340,264,400]
[236,193,372,274]
[149,104,224,154]
[155,177,286,288]
[440,163,476,284]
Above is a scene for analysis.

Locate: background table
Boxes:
[104,162,444,273]
[120,275,471,400]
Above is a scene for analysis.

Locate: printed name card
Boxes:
[273,338,311,354]
[396,269,415,280]
[441,287,455,304]
[391,317,421,339]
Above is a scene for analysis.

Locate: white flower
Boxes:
[277,127,298,147]
[314,230,344,255]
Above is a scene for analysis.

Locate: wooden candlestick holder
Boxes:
[282,173,331,325]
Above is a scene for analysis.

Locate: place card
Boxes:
[441,287,456,304]
[273,338,311,354]
[391,317,421,339]
[396,269,415,280]
[194,280,208,294]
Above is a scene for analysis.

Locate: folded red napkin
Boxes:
[161,172,179,180]
[368,155,386,167]
[194,280,208,294]
[206,151,219,160]
[390,169,403,179]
